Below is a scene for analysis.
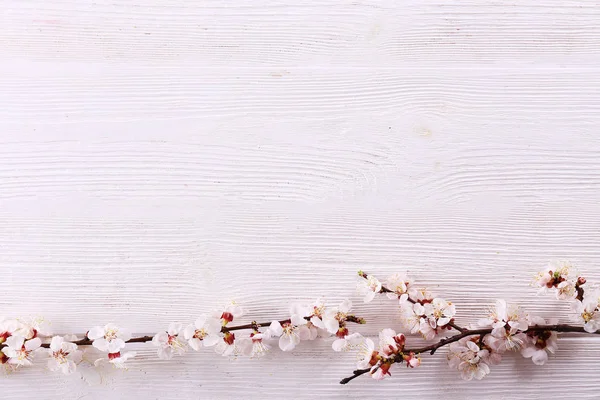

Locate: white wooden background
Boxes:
[2,0,600,398]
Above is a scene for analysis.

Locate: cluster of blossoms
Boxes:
[357,271,457,340]
[88,323,136,368]
[0,317,138,375]
[0,318,46,370]
[151,299,366,361]
[533,260,600,333]
[1,299,366,376]
[0,317,84,374]
[340,262,600,383]
[2,261,600,386]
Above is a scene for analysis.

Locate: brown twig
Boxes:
[340,367,372,384]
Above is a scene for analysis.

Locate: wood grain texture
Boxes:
[1,0,600,398]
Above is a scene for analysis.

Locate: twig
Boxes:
[340,368,372,384]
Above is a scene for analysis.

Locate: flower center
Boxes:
[105,329,118,341]
[582,311,594,322]
[282,323,296,336]
[17,346,32,361]
[313,305,325,317]
[194,328,208,340]
[368,278,379,290]
[53,349,69,363]
[394,282,409,293]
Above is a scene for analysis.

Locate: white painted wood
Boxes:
[1,0,600,398]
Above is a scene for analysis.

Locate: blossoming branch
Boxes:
[341,261,600,383]
[1,261,599,385]
[0,299,365,374]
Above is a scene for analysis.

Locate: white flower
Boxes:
[332,332,365,352]
[447,338,497,381]
[356,337,376,369]
[574,294,600,333]
[413,298,456,340]
[2,336,42,366]
[357,274,382,303]
[424,298,456,328]
[214,302,245,325]
[183,315,222,351]
[477,300,529,353]
[322,299,352,336]
[152,323,187,360]
[304,298,327,330]
[479,299,528,342]
[484,327,527,353]
[239,332,271,358]
[556,280,577,300]
[414,298,456,340]
[520,317,558,365]
[15,317,51,340]
[47,336,82,374]
[94,351,137,369]
[290,303,320,340]
[370,362,392,380]
[214,332,241,357]
[384,272,417,303]
[351,334,388,380]
[401,300,453,340]
[87,323,131,353]
[521,345,551,365]
[0,318,19,344]
[413,288,434,303]
[418,319,437,341]
[378,328,406,356]
[268,315,312,351]
[533,261,579,300]
[401,302,426,335]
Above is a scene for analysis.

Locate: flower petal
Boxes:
[87,326,105,340]
[278,334,296,351]
[268,321,283,336]
[92,338,109,352]
[25,337,41,351]
[50,336,63,352]
[203,334,220,347]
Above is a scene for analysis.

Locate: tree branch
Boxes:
[0,316,365,350]
[341,324,600,384]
